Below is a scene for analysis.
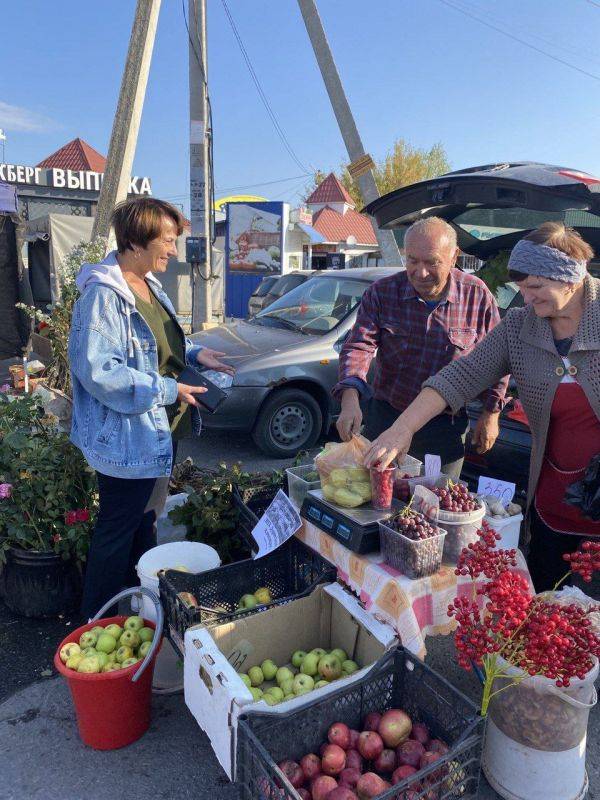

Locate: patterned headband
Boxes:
[507,238,587,283]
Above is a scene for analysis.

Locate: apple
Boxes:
[345,750,363,772]
[339,766,362,787]
[254,587,272,605]
[291,650,307,668]
[428,739,449,755]
[239,673,252,688]
[102,663,121,673]
[293,674,315,694]
[138,626,154,643]
[297,791,311,800]
[280,678,295,695]
[249,687,263,701]
[348,731,360,750]
[104,624,123,640]
[116,645,134,663]
[266,686,284,702]
[327,788,358,800]
[410,722,430,747]
[321,744,346,777]
[310,648,327,659]
[318,655,342,681]
[261,659,278,681]
[59,642,81,664]
[119,630,140,649]
[96,633,117,654]
[419,751,444,782]
[329,648,347,663]
[328,722,351,750]
[356,773,388,800]
[391,764,417,785]
[124,615,144,632]
[263,694,280,706]
[277,760,304,789]
[276,667,295,687]
[239,594,258,610]
[311,775,338,800]
[397,740,425,768]
[248,666,265,687]
[342,660,359,676]
[358,731,384,761]
[374,749,396,774]
[362,712,381,732]
[90,625,105,637]
[95,652,109,669]
[314,680,330,689]
[138,641,152,658]
[300,653,320,677]
[79,631,98,649]
[66,653,84,670]
[121,657,139,668]
[77,656,100,674]
[300,753,321,782]
[283,694,296,702]
[378,709,412,748]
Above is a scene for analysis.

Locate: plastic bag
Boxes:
[315,434,372,508]
[565,454,600,521]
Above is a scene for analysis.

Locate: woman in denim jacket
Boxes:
[69,198,233,618]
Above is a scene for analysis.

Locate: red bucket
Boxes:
[54,615,162,750]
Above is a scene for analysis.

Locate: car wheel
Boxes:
[252,388,323,457]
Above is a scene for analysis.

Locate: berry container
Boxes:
[423,478,486,565]
[370,465,396,510]
[392,455,423,501]
[236,646,483,799]
[285,465,321,510]
[379,519,447,579]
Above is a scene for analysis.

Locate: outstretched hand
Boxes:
[363,424,413,469]
[196,347,235,376]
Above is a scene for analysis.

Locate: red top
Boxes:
[536,381,600,535]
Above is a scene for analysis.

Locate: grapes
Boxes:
[387,510,438,541]
[433,482,481,513]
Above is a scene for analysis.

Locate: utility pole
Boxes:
[92,0,161,241]
[296,0,402,267]
[188,0,213,330]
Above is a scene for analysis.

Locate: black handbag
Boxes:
[565,453,600,521]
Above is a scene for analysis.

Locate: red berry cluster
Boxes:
[483,571,531,637]
[388,510,438,541]
[433,482,480,512]
[447,596,498,668]
[455,521,518,581]
[563,540,600,582]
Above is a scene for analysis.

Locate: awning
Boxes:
[297,222,326,244]
[0,181,17,214]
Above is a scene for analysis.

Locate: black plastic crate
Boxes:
[232,482,282,550]
[237,647,483,800]
[159,536,337,657]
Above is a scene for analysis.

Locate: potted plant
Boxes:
[0,391,97,618]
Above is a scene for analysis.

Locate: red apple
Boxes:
[362,712,381,732]
[297,790,312,800]
[420,752,442,770]
[374,748,396,774]
[277,760,305,788]
[392,764,418,785]
[320,743,330,757]
[428,739,449,755]
[358,730,384,761]
[378,709,412,748]
[321,744,346,776]
[356,772,388,799]
[325,788,359,800]
[410,722,430,746]
[339,767,361,788]
[301,754,322,782]
[396,739,425,768]
[312,775,338,800]
[345,750,363,772]
[328,722,351,750]
[348,729,361,750]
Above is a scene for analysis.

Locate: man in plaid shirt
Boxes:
[333,217,508,479]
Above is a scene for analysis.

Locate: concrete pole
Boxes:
[92,0,161,241]
[296,0,402,267]
[189,0,213,330]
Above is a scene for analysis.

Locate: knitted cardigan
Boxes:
[424,275,600,510]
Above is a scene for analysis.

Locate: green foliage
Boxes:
[477,251,511,297]
[0,393,97,565]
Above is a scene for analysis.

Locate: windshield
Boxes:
[253,277,278,297]
[270,273,307,297]
[255,276,368,335]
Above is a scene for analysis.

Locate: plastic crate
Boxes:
[379,519,446,579]
[232,483,282,550]
[236,646,483,799]
[159,536,337,657]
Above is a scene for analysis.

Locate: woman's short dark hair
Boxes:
[111,197,185,253]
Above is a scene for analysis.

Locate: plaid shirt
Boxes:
[333,269,508,414]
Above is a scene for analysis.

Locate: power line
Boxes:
[438,0,600,83]
[218,0,310,173]
[162,172,312,201]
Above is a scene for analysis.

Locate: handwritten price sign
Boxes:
[477,476,516,508]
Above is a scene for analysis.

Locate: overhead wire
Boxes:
[162,172,312,201]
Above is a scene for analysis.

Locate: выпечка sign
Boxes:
[0,162,152,195]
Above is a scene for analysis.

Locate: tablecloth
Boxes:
[297,520,532,659]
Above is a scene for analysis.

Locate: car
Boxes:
[248,270,316,318]
[247,275,279,316]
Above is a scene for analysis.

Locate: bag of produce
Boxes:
[315,435,372,508]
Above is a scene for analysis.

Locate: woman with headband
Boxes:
[364,222,600,590]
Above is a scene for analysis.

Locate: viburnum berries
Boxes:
[563,540,600,582]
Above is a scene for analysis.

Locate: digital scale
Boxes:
[300,489,402,554]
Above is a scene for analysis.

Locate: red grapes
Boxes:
[433,482,481,513]
[387,511,438,541]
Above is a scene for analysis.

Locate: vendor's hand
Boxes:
[336,389,363,441]
[472,411,500,455]
[177,383,207,407]
[363,424,413,469]
[196,348,235,376]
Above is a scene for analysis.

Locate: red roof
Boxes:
[37,138,107,172]
[312,205,378,246]
[306,172,355,206]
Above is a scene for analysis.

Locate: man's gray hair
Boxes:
[405,217,458,250]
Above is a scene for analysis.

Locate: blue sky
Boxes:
[1,0,600,214]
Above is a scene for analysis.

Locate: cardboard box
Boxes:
[184,582,398,779]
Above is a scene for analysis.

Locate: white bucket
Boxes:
[484,512,523,551]
[482,657,598,800]
[136,542,220,691]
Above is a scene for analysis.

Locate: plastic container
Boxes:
[236,646,484,799]
[285,465,320,509]
[392,454,423,501]
[393,470,448,503]
[483,656,598,800]
[379,519,446,578]
[370,465,395,510]
[159,536,337,657]
[423,479,486,564]
[484,511,523,551]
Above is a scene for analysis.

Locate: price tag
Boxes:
[251,489,302,559]
[424,454,442,478]
[477,476,516,508]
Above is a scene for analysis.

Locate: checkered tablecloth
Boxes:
[297,521,532,659]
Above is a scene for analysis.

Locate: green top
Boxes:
[132,285,191,440]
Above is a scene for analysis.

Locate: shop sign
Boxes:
[0,162,152,195]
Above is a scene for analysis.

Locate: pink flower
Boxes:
[65,511,78,525]
[75,508,90,523]
[52,534,62,543]
[0,483,13,499]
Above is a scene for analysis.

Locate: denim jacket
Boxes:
[68,251,202,479]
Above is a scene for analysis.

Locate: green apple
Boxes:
[249,687,263,701]
[293,674,314,694]
[102,662,121,673]
[104,624,123,640]
[329,648,347,663]
[266,686,284,702]
[315,680,330,688]
[276,667,294,687]
[96,633,117,654]
[119,630,140,649]
[90,626,105,638]
[263,694,280,706]
[79,631,98,649]
[261,659,278,681]
[124,615,144,632]
[116,645,134,663]
[59,642,81,664]
[94,652,108,669]
[318,654,342,681]
[82,647,97,658]
[291,650,307,669]
[310,648,327,659]
[283,693,296,701]
[138,641,152,659]
[248,666,264,687]
[77,656,100,674]
[254,587,272,605]
[280,678,295,696]
[107,651,118,664]
[121,657,138,668]
[239,594,258,610]
[342,659,359,675]
[239,673,252,688]
[138,626,154,643]
[66,653,84,670]
[300,653,320,677]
